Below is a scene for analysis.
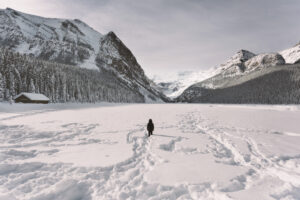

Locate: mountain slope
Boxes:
[152,50,257,99]
[177,64,300,104]
[0,8,167,102]
[0,8,101,68]
[213,49,256,77]
[280,42,300,64]
[176,49,293,103]
[155,49,288,100]
[0,48,146,103]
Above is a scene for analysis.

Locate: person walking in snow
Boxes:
[147,119,154,137]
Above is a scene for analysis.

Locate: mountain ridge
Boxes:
[175,43,300,103]
[0,8,168,102]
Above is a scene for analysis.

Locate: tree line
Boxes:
[0,48,144,103]
[177,65,300,104]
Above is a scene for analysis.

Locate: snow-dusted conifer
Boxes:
[29,79,36,93]
[0,73,5,101]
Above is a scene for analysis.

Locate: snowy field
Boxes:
[0,103,300,200]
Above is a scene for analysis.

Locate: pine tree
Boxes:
[0,73,5,101]
[9,71,15,98]
[0,48,145,103]
[29,78,36,93]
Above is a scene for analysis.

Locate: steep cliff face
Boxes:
[0,8,167,102]
[96,32,168,102]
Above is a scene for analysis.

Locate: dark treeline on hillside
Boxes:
[0,48,144,103]
[177,65,300,104]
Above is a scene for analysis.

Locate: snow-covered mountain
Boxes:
[0,8,102,69]
[244,53,285,72]
[152,69,217,98]
[153,49,284,98]
[214,49,256,77]
[177,42,300,101]
[176,47,300,103]
[280,42,300,64]
[0,8,167,102]
[208,50,284,78]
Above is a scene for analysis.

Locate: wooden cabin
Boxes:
[14,93,50,104]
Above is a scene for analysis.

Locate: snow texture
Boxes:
[280,43,300,64]
[244,53,285,72]
[0,103,300,199]
[0,8,102,71]
[215,50,256,76]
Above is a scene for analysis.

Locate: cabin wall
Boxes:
[15,95,49,104]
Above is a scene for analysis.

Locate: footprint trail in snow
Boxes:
[0,103,300,200]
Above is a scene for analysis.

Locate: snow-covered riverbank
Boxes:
[0,103,299,200]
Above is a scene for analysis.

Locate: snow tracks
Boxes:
[1,104,300,200]
[184,111,300,199]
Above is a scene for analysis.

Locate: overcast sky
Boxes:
[1,0,300,76]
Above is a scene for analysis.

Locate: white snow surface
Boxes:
[280,43,300,64]
[0,103,300,200]
[14,93,49,101]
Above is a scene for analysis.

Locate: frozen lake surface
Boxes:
[0,103,300,200]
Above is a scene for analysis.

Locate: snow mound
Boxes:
[31,180,91,200]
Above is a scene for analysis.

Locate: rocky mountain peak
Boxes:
[236,49,256,62]
[98,31,145,80]
[0,8,167,102]
[105,31,118,40]
[214,49,256,76]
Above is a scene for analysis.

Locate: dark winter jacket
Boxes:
[147,120,154,132]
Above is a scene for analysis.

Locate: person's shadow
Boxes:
[152,134,176,138]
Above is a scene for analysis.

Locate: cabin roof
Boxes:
[14,93,50,101]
